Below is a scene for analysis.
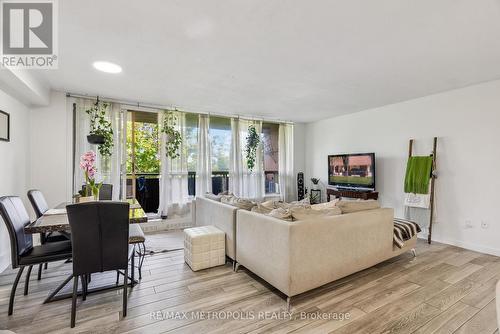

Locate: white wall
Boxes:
[305,79,500,256]
[0,89,31,272]
[30,91,73,207]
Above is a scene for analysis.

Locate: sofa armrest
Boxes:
[191,199,196,226]
[195,197,238,260]
[236,210,292,295]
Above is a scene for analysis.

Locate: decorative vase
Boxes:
[92,188,100,201]
[87,134,105,145]
[79,196,95,203]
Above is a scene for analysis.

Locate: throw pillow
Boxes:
[204,193,222,202]
[221,195,256,211]
[336,199,380,214]
[289,198,310,206]
[232,198,257,211]
[267,207,293,221]
[220,194,236,203]
[287,198,311,210]
[311,198,340,210]
[260,200,278,210]
[251,205,272,214]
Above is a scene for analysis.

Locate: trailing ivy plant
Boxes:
[86,99,114,157]
[245,124,260,171]
[161,110,182,159]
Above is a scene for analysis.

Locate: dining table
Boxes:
[25,198,148,235]
[24,198,148,303]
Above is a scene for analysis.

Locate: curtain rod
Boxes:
[65,92,295,125]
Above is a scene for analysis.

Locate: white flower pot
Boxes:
[79,196,95,203]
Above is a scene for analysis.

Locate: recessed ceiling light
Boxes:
[93,61,122,74]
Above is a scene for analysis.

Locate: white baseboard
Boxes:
[420,236,500,257]
[140,216,192,233]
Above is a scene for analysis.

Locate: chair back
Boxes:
[66,201,129,275]
[27,189,49,218]
[82,183,113,200]
[0,196,33,268]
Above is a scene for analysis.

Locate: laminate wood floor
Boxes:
[0,238,499,333]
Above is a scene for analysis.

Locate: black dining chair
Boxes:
[66,201,133,328]
[81,183,113,201]
[0,196,72,316]
[27,189,70,279]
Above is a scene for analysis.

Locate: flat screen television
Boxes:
[328,153,375,190]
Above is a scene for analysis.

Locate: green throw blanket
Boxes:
[404,156,433,194]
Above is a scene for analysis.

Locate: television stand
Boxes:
[327,188,379,201]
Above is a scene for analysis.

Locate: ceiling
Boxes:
[35,0,500,122]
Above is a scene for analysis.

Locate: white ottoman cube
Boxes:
[184,226,226,271]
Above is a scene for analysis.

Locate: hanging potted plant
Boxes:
[245,124,260,171]
[161,110,182,159]
[86,97,114,157]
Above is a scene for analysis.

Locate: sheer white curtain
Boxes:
[108,103,123,200]
[73,98,123,200]
[229,118,265,200]
[196,114,212,196]
[279,123,295,202]
[157,111,190,218]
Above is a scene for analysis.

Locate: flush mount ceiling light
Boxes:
[92,61,122,74]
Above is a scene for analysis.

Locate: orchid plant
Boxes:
[80,151,102,199]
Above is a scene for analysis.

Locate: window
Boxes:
[125,110,160,209]
[262,122,279,194]
[126,112,160,174]
[210,117,231,194]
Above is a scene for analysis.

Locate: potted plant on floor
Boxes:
[310,177,321,204]
[79,151,102,201]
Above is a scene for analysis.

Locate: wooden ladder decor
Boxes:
[408,137,438,244]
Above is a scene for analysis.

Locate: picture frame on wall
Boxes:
[0,110,10,142]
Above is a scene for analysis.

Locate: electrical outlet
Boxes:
[465,220,473,229]
[481,221,489,229]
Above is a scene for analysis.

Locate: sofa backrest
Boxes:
[288,208,394,295]
[235,207,394,297]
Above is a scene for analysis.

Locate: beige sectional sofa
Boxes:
[192,195,417,307]
[235,207,416,302]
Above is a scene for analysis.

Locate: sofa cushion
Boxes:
[336,199,380,214]
[311,198,340,210]
[290,207,341,221]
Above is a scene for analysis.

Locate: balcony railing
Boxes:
[265,171,279,194]
[188,171,229,196]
